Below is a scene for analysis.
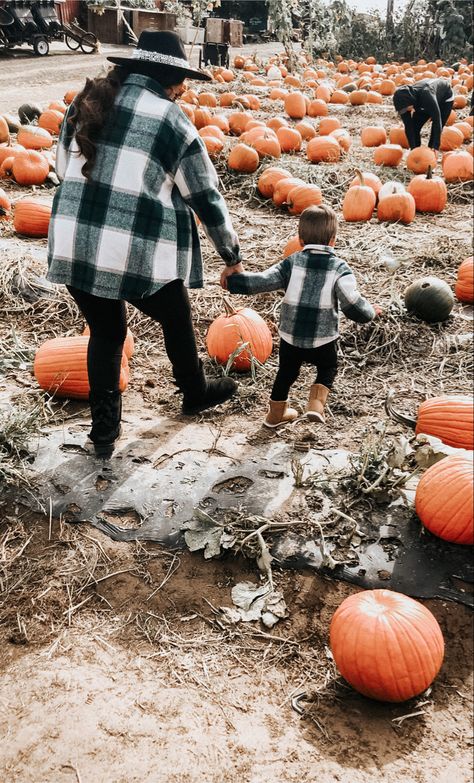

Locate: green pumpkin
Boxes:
[343,82,358,93]
[404,276,454,322]
[18,103,42,125]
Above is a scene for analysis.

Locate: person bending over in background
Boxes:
[47,31,243,458]
[393,77,454,151]
[225,205,377,429]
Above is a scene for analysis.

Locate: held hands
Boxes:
[220,262,245,290]
[374,305,383,317]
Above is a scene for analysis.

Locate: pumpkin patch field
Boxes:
[0,44,473,783]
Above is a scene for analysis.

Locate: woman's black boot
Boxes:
[88,390,122,458]
[174,360,237,415]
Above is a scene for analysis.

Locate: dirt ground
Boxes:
[0,42,473,783]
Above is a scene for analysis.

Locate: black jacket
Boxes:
[393,78,454,150]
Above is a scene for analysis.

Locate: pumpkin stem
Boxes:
[385,389,417,429]
[355,168,365,187]
[426,165,433,180]
[222,297,237,317]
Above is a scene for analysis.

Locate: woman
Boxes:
[47,31,244,458]
[393,77,454,151]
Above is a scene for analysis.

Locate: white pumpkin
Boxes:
[267,65,283,80]
[378,180,407,200]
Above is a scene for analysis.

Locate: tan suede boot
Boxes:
[307,384,330,423]
[264,400,299,428]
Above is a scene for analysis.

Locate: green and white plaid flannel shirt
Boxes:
[47,73,241,299]
[227,245,375,349]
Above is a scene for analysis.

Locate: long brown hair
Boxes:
[69,66,129,179]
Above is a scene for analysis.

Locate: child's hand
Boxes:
[374,305,383,317]
[220,262,245,290]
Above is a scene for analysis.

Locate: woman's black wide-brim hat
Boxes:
[107,30,212,82]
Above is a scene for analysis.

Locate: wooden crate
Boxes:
[224,19,243,47]
[131,10,177,36]
[205,17,226,43]
[87,7,124,44]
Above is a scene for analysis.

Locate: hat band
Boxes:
[132,48,190,69]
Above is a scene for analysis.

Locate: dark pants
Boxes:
[411,101,453,148]
[271,338,338,401]
[67,280,200,394]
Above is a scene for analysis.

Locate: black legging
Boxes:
[411,100,453,149]
[271,338,338,401]
[67,279,200,394]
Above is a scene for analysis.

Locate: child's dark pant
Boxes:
[271,338,338,401]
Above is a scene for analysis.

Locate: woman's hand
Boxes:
[220,262,245,290]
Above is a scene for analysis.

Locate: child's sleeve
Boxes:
[334,263,375,323]
[227,259,291,295]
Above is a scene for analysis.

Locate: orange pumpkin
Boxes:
[13,198,52,237]
[315,84,331,102]
[283,235,303,258]
[266,116,289,132]
[206,299,272,372]
[276,127,302,153]
[330,590,444,702]
[199,125,225,142]
[455,256,474,304]
[228,143,259,173]
[287,184,323,215]
[17,125,53,150]
[349,90,369,106]
[440,126,464,151]
[229,111,253,136]
[209,114,230,134]
[307,136,341,163]
[373,144,404,167]
[0,145,24,166]
[219,92,237,107]
[413,396,474,449]
[453,121,472,140]
[406,146,437,174]
[272,177,305,207]
[251,132,281,159]
[415,456,474,545]
[0,115,9,144]
[389,126,410,148]
[11,150,49,186]
[64,89,78,105]
[194,108,213,130]
[361,126,387,147]
[342,171,376,221]
[348,170,382,196]
[307,99,329,117]
[377,186,415,224]
[442,150,474,182]
[330,128,352,153]
[407,166,447,213]
[198,92,218,108]
[202,135,224,159]
[284,92,307,119]
[38,109,63,135]
[319,117,341,135]
[295,120,317,140]
[34,336,129,399]
[329,90,349,104]
[0,186,11,218]
[257,167,291,199]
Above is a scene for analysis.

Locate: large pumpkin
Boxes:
[206,299,272,372]
[228,143,259,173]
[416,396,473,449]
[373,144,404,167]
[330,589,444,702]
[377,187,415,224]
[406,146,437,174]
[13,199,52,237]
[287,184,323,215]
[404,276,454,322]
[34,336,129,399]
[17,125,53,150]
[284,92,307,119]
[442,150,474,182]
[11,150,50,187]
[455,256,474,303]
[415,456,474,544]
[361,126,387,147]
[407,166,447,213]
[307,136,341,163]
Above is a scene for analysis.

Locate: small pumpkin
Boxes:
[287,184,323,215]
[17,125,53,150]
[404,276,454,322]
[361,126,387,147]
[0,187,11,218]
[454,256,474,304]
[415,456,474,545]
[13,198,52,238]
[38,109,64,136]
[373,144,404,167]
[406,146,437,174]
[330,589,444,702]
[206,299,273,372]
[18,102,42,124]
[377,186,415,224]
[257,167,292,199]
[283,236,303,258]
[342,170,376,221]
[407,166,447,213]
[228,144,259,173]
[34,336,129,399]
[307,136,341,163]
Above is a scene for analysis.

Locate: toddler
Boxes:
[226,204,376,427]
